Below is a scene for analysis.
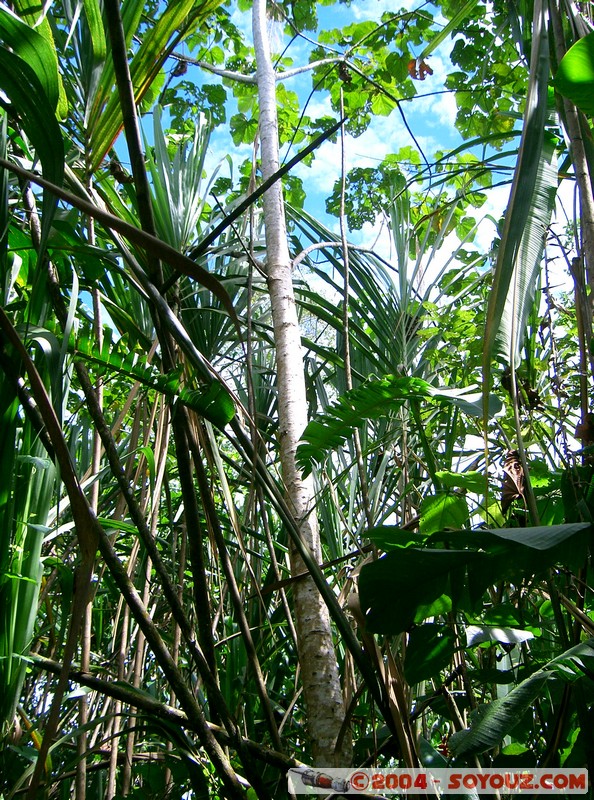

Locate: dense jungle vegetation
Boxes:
[2,0,594,797]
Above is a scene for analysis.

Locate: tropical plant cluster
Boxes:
[1,0,594,798]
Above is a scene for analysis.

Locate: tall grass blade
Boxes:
[482,0,554,375]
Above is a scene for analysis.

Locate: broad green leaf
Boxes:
[359,548,476,634]
[483,604,521,627]
[555,32,594,116]
[230,112,259,146]
[414,593,452,623]
[370,92,397,116]
[385,52,411,83]
[419,492,469,534]
[182,382,236,429]
[435,470,488,493]
[0,48,64,238]
[404,624,456,684]
[489,522,588,551]
[419,737,450,770]
[358,523,589,634]
[366,526,429,550]
[0,4,60,111]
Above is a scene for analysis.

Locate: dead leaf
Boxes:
[502,450,525,515]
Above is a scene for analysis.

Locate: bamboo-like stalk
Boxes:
[164,515,187,791]
[339,89,373,530]
[121,557,153,796]
[189,429,283,752]
[106,600,131,799]
[2,323,246,795]
[0,177,59,745]
[98,3,274,794]
[76,191,103,800]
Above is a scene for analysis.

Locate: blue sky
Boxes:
[178,0,504,272]
[147,0,563,293]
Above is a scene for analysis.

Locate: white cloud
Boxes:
[409,84,458,131]
[290,107,449,206]
[350,0,420,20]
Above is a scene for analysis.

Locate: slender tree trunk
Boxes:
[252,0,351,767]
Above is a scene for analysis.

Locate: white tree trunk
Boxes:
[252,0,351,767]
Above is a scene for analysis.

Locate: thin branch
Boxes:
[31,656,301,770]
[346,61,430,169]
[293,240,392,270]
[178,54,344,83]
[339,89,373,528]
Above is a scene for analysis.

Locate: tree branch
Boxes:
[176,54,344,84]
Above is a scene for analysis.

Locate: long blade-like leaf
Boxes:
[449,638,594,756]
[0,49,64,241]
[494,131,557,360]
[87,0,222,170]
[0,4,60,110]
[482,0,552,377]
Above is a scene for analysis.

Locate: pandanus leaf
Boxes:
[449,638,594,756]
[482,0,556,380]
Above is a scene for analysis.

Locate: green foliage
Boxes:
[483,2,557,372]
[555,32,594,116]
[0,306,60,736]
[358,523,589,634]
[326,156,406,230]
[450,639,594,756]
[445,4,527,142]
[404,624,456,684]
[419,491,470,534]
[1,0,594,794]
[326,146,495,236]
[297,375,502,476]
[162,81,228,129]
[73,330,235,427]
[0,5,62,111]
[230,111,259,145]
[0,44,64,239]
